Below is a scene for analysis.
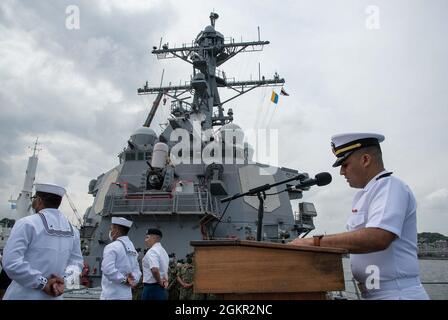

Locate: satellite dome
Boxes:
[204,25,215,33]
[130,127,157,146]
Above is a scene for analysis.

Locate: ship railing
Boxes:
[106,191,218,215]
[173,36,262,50]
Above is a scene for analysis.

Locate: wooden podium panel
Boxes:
[191,240,347,300]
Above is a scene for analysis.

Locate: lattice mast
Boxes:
[138,12,285,129]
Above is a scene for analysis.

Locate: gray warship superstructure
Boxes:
[80,13,319,286]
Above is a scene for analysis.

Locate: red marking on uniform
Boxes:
[352,209,358,213]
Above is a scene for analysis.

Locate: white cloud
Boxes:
[0,27,124,117]
[421,188,448,216]
[95,0,164,15]
[426,189,448,202]
[1,0,447,236]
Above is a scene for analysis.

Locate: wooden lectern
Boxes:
[191,240,347,300]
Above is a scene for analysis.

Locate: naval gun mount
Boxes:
[84,124,317,243]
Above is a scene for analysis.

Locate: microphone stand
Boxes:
[220,174,306,241]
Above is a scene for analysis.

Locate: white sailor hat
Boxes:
[331,133,385,167]
[34,183,66,197]
[112,217,133,228]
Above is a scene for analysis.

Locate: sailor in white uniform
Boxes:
[290,133,429,300]
[2,183,83,300]
[100,217,141,300]
[141,228,169,300]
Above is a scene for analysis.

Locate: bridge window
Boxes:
[125,152,136,161]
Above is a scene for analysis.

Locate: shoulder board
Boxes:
[376,172,393,180]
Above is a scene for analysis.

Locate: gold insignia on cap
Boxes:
[334,143,362,156]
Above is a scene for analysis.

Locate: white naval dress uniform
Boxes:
[142,242,169,284]
[346,170,429,300]
[100,236,141,300]
[2,208,83,300]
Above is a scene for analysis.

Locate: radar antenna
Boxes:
[138,12,285,129]
[210,12,219,27]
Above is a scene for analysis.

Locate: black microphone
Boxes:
[289,172,332,190]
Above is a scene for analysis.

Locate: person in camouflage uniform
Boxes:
[132,281,144,300]
[167,253,180,300]
[131,248,145,300]
[176,253,205,300]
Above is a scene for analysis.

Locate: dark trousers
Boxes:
[0,268,12,300]
[0,269,12,290]
[141,283,167,300]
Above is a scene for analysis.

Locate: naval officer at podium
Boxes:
[291,133,429,300]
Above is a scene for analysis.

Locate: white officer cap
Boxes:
[112,217,133,228]
[34,183,66,197]
[331,133,385,167]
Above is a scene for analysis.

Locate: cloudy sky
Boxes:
[1,0,447,235]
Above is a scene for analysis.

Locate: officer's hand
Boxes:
[160,277,169,288]
[42,281,55,296]
[51,274,65,296]
[126,273,136,288]
[288,237,313,246]
[43,275,65,297]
